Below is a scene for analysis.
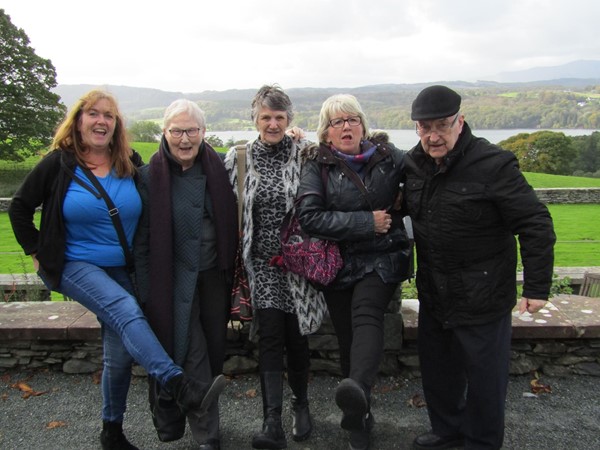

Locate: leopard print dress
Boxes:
[251,139,295,313]
[225,136,327,335]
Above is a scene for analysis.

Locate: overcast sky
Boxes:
[3,0,599,93]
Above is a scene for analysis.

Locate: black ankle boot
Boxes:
[288,369,313,442]
[252,372,287,449]
[148,377,186,442]
[166,373,226,414]
[348,412,375,450]
[100,421,139,450]
[335,378,368,431]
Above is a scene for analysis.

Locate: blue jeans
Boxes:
[54,261,182,421]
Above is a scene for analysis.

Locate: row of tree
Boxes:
[499,131,600,177]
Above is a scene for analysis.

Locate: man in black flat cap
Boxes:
[402,85,556,450]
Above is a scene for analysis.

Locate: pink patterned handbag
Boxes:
[271,194,343,287]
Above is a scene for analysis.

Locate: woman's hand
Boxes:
[286,126,306,141]
[373,210,392,234]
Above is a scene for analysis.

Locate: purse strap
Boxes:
[235,145,247,230]
[77,166,135,273]
[336,160,373,208]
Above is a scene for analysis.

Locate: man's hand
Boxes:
[519,297,547,314]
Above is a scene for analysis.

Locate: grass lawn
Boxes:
[1,203,599,273]
[1,148,599,274]
[131,142,227,163]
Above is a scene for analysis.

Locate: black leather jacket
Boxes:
[403,122,556,326]
[296,134,412,289]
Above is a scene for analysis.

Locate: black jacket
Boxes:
[403,122,556,326]
[296,134,412,289]
[8,149,143,290]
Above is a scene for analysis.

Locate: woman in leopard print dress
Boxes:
[225,85,325,450]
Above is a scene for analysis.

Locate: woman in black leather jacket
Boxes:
[295,94,412,450]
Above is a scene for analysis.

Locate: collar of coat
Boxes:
[301,132,392,166]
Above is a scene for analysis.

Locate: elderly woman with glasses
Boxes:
[224,85,325,449]
[135,99,238,450]
[295,94,413,450]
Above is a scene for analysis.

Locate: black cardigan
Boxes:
[8,149,143,289]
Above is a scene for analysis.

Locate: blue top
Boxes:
[63,167,142,267]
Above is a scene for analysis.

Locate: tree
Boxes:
[128,120,161,142]
[500,131,577,175]
[571,132,600,175]
[205,134,224,148]
[0,9,65,161]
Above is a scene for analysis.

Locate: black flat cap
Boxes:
[411,85,461,120]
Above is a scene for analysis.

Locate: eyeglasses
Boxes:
[415,113,459,137]
[329,116,362,128]
[168,128,201,138]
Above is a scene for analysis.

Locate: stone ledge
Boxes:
[2,294,599,343]
[0,302,100,341]
[401,294,600,340]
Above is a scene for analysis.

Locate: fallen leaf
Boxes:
[92,370,102,385]
[46,421,68,429]
[11,381,48,399]
[407,393,427,408]
[530,378,552,394]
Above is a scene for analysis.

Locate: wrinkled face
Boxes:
[77,99,116,152]
[327,115,364,155]
[416,113,464,164]
[164,112,205,170]
[256,107,289,145]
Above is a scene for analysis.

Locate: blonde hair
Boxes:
[316,94,369,145]
[52,89,135,177]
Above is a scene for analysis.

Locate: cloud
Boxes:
[2,0,599,92]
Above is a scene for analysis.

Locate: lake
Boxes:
[207,129,598,150]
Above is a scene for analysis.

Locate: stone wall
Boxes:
[2,317,600,378]
[534,188,600,204]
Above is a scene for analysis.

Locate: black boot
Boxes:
[335,378,368,431]
[165,373,226,415]
[100,421,139,450]
[287,369,313,442]
[252,372,287,449]
[348,412,375,450]
[148,377,186,442]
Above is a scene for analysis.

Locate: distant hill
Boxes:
[491,60,600,83]
[52,61,600,130]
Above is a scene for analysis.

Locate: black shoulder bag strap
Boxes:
[77,166,135,273]
[337,160,373,208]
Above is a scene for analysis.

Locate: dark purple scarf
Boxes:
[145,136,238,355]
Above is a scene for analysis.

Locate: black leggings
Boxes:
[256,307,310,373]
[325,273,397,399]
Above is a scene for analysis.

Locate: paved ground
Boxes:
[1,370,599,449]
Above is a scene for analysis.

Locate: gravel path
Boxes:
[1,370,599,449]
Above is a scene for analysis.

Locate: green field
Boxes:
[1,203,598,274]
[131,142,227,163]
[1,148,599,274]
